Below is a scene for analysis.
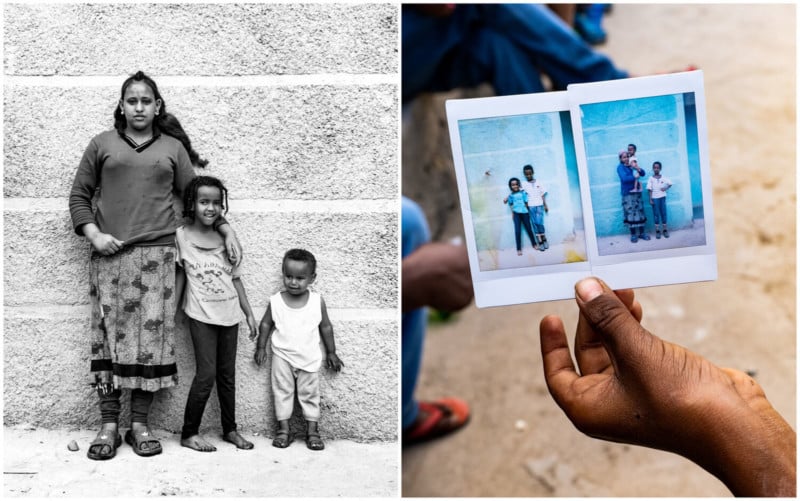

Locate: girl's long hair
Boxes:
[114,71,208,167]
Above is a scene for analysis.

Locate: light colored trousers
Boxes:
[271,354,320,421]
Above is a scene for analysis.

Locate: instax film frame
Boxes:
[445,71,716,308]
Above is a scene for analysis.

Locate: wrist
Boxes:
[689,403,795,496]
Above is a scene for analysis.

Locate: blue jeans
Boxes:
[513,211,537,250]
[402,198,431,430]
[529,205,546,234]
[402,4,628,102]
[652,197,667,225]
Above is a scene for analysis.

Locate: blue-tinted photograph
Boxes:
[579,92,706,256]
[457,110,587,271]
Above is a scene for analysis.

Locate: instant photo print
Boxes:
[446,71,716,308]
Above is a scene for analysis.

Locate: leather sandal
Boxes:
[272,430,293,449]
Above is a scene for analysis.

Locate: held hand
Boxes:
[327,353,344,372]
[254,347,267,366]
[246,315,258,340]
[224,233,243,267]
[402,242,473,313]
[89,232,124,256]
[539,278,796,497]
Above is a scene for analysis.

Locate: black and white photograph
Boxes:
[3,3,398,497]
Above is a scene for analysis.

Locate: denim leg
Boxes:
[182,318,218,439]
[403,4,547,100]
[401,197,431,430]
[474,4,628,90]
[216,324,239,435]
[530,205,546,234]
[401,4,627,102]
[513,212,523,251]
[520,212,537,247]
[652,199,662,225]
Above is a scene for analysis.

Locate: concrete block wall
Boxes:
[457,111,581,255]
[4,3,399,442]
[580,93,694,237]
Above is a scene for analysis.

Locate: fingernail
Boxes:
[576,278,603,302]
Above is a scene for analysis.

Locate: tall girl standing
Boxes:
[69,71,242,460]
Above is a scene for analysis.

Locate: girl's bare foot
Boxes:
[181,435,217,452]
[223,431,254,450]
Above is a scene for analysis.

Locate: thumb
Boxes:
[575,278,653,362]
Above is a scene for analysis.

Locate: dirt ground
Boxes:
[401,4,795,498]
[3,425,397,497]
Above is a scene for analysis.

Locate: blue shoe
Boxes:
[630,235,638,243]
[574,12,607,45]
[639,233,650,241]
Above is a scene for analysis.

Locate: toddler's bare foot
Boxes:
[224,431,254,450]
[181,435,217,452]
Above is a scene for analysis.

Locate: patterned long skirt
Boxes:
[621,192,647,230]
[89,245,178,391]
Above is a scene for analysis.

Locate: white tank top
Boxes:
[269,291,323,372]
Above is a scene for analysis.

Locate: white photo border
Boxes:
[446,71,717,307]
[446,92,590,308]
[568,71,717,291]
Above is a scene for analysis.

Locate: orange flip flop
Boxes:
[403,397,470,446]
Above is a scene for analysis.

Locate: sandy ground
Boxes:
[3,425,398,497]
[402,4,795,498]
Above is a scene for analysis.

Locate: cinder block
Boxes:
[4,310,398,441]
[4,85,398,200]
[4,210,398,309]
[4,3,398,76]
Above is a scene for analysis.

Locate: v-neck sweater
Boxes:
[69,130,197,246]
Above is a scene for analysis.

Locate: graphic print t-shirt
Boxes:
[175,226,242,326]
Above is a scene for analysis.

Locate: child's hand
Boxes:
[539,278,796,497]
[544,206,549,213]
[254,347,267,366]
[503,197,508,204]
[327,353,344,372]
[224,233,243,267]
[246,315,258,340]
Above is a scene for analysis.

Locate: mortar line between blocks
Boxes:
[3,75,398,87]
[4,198,399,213]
